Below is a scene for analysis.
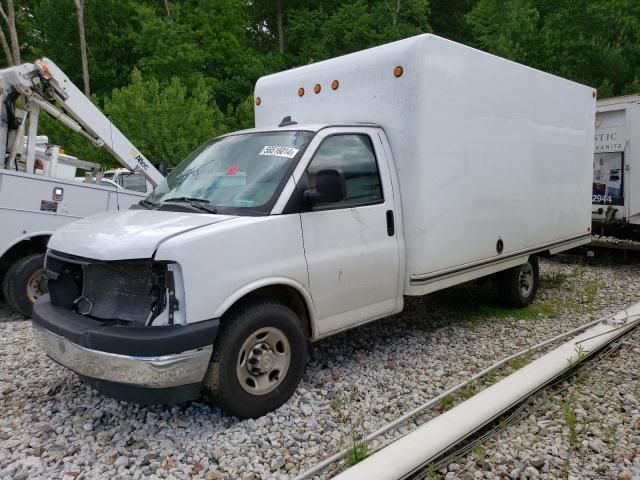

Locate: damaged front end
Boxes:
[31,250,218,404]
[45,251,181,326]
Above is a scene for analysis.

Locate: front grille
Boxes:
[44,254,65,275]
[81,262,155,324]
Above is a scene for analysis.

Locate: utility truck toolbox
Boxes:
[33,34,595,418]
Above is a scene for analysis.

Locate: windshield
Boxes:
[147,130,313,214]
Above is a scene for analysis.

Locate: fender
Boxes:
[0,230,54,259]
[212,276,319,339]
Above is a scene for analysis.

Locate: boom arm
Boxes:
[0,58,164,187]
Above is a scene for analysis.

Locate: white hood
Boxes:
[48,210,235,260]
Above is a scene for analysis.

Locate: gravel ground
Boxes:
[437,326,640,480]
[1,258,639,480]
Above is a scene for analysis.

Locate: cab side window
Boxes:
[306,134,383,208]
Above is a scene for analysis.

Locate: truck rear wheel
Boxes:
[497,256,539,308]
[2,253,47,317]
[202,301,308,418]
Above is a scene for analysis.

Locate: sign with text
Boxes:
[594,126,625,153]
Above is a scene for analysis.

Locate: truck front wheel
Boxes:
[497,256,539,308]
[203,301,308,418]
[2,253,47,317]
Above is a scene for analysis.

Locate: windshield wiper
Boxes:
[137,199,156,209]
[162,197,218,214]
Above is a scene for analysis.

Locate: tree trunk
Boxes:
[0,26,13,65]
[0,0,19,65]
[393,0,401,28]
[164,0,172,21]
[74,0,90,96]
[276,0,284,54]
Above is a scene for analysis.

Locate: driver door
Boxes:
[297,128,401,335]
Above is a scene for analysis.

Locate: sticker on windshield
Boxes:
[259,146,300,158]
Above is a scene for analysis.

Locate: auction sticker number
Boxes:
[259,146,300,158]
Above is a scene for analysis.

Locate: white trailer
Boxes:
[32,34,594,417]
[592,93,640,234]
[0,59,163,315]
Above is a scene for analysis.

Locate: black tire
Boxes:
[2,253,47,317]
[496,256,539,308]
[202,301,308,418]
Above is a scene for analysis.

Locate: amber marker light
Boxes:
[394,66,404,78]
[298,87,305,97]
[255,97,261,106]
[331,80,339,90]
[314,83,321,94]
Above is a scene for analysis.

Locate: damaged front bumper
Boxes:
[32,298,218,404]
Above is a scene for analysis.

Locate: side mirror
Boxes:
[303,168,346,205]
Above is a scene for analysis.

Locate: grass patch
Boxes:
[507,350,534,372]
[439,394,455,411]
[456,302,560,322]
[580,279,602,305]
[562,402,579,447]
[424,465,444,480]
[345,434,369,466]
[542,271,569,289]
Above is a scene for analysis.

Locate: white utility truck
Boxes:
[0,59,163,315]
[592,93,640,235]
[33,35,594,417]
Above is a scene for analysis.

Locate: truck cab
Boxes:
[34,123,404,417]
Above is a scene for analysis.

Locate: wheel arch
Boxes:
[213,278,318,340]
[0,232,52,272]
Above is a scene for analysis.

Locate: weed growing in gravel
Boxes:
[424,465,444,480]
[570,265,584,279]
[562,402,579,447]
[580,279,603,305]
[604,424,619,451]
[574,371,591,386]
[439,394,454,411]
[459,381,477,401]
[562,458,571,479]
[482,371,500,386]
[507,350,534,372]
[472,443,485,465]
[566,344,588,368]
[345,433,369,466]
[458,302,559,322]
[543,271,569,289]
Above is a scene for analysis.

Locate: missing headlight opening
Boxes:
[45,251,178,326]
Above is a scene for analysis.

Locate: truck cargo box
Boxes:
[255,34,595,293]
[592,94,640,228]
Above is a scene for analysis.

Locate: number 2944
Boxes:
[592,194,613,204]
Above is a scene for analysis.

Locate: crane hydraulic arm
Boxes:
[0,58,164,187]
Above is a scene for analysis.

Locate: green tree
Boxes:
[466,0,540,64]
[103,69,226,167]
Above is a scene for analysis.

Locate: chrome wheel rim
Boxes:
[519,263,534,298]
[236,327,290,395]
[26,267,48,303]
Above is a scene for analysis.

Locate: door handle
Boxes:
[386,210,395,236]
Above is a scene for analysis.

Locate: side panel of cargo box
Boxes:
[403,36,594,293]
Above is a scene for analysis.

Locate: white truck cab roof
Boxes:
[222,122,381,137]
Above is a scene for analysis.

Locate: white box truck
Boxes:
[592,93,640,235]
[32,35,594,417]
